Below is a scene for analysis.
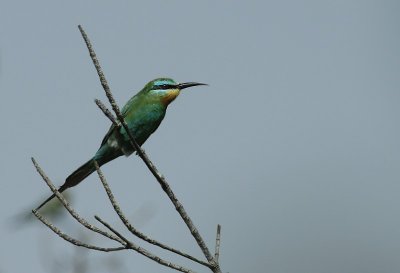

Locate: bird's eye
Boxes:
[154,84,174,90]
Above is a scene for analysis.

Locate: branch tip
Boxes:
[214,224,221,263]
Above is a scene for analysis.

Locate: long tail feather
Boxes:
[35,145,123,211]
[35,158,96,211]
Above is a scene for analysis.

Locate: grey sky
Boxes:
[1,1,400,273]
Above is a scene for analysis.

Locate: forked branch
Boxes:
[33,25,223,273]
[33,210,125,252]
[32,159,197,273]
[94,161,210,268]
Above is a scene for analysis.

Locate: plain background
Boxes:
[1,1,400,273]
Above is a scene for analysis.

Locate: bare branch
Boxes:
[78,24,220,272]
[31,157,125,245]
[94,98,119,127]
[214,225,221,262]
[78,25,121,121]
[94,215,197,273]
[33,210,126,252]
[94,161,211,268]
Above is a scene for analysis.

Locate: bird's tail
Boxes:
[34,158,96,211]
[35,145,123,211]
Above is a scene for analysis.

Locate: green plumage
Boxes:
[35,78,206,211]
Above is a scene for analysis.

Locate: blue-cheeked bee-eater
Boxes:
[35,78,206,211]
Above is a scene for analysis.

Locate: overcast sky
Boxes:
[1,1,400,273]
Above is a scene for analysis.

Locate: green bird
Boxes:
[35,78,206,211]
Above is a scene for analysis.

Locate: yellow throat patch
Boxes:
[162,88,180,105]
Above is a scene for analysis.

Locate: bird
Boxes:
[35,78,207,211]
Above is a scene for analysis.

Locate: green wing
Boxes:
[100,124,117,147]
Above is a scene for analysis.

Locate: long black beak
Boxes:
[178,82,208,90]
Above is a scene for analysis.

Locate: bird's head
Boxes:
[146,78,207,105]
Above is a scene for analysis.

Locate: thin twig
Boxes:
[33,210,126,252]
[31,157,124,245]
[94,161,211,268]
[214,225,221,262]
[95,99,119,127]
[78,25,120,120]
[94,215,197,273]
[78,24,220,273]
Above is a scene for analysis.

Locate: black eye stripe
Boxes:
[153,84,176,90]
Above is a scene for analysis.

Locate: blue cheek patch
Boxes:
[151,89,169,95]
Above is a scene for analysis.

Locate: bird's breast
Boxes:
[123,105,166,143]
